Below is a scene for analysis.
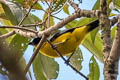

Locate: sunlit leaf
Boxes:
[75,18,90,27]
[82,33,103,62]
[65,17,90,29]
[0,5,7,20]
[92,0,100,10]
[65,20,78,28]
[63,4,69,15]
[1,1,24,25]
[0,4,12,25]
[87,56,100,80]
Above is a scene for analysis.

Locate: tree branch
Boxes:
[0,31,15,39]
[8,9,98,39]
[68,0,79,12]
[0,26,38,33]
[99,0,112,62]
[24,34,46,74]
[18,0,39,25]
[106,17,120,80]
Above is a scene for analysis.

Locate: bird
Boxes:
[29,19,99,58]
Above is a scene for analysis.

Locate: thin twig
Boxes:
[0,31,15,39]
[46,39,88,80]
[21,20,46,27]
[24,34,46,74]
[0,26,38,33]
[18,0,39,25]
[51,15,63,20]
[68,0,80,12]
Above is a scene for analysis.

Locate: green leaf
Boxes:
[82,33,103,62]
[0,6,7,20]
[33,54,47,80]
[33,53,59,80]
[1,1,24,25]
[75,18,90,27]
[67,48,83,70]
[92,0,100,10]
[87,56,100,80]
[63,4,69,15]
[115,0,120,8]
[23,13,42,26]
[90,27,99,44]
[9,35,29,61]
[0,4,12,25]
[1,0,41,26]
[33,2,43,10]
[65,20,78,28]
[65,17,90,29]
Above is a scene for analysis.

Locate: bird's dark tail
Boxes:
[87,19,99,32]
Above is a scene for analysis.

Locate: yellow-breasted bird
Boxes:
[29,19,99,58]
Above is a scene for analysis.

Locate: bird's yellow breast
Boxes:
[39,26,88,58]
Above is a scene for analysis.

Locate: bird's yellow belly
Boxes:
[40,37,81,58]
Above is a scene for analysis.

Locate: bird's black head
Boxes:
[29,37,41,45]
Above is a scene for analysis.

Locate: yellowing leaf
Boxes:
[63,4,69,15]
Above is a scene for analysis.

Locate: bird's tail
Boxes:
[87,19,99,32]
